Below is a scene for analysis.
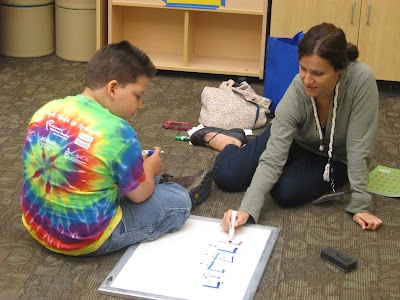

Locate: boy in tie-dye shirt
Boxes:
[21,41,212,256]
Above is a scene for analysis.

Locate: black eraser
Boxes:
[321,247,357,272]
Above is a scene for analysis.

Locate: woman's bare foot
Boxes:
[204,132,243,151]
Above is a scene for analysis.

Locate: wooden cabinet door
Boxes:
[358,0,400,81]
[270,0,361,47]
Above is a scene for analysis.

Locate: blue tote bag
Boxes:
[263,31,304,113]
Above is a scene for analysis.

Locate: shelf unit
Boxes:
[108,0,268,78]
[96,0,108,50]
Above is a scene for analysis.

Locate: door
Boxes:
[357,0,400,81]
[269,0,361,45]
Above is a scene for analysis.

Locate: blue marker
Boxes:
[142,150,165,156]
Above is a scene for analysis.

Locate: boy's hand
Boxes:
[143,146,162,176]
[126,146,162,203]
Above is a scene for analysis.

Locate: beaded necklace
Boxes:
[310,82,340,192]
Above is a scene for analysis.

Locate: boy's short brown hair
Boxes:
[85,41,157,90]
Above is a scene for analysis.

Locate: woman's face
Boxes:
[299,54,341,99]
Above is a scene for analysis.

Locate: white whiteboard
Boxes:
[99,215,280,300]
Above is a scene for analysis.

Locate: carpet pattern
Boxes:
[0,54,399,300]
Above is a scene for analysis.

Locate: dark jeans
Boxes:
[212,125,349,206]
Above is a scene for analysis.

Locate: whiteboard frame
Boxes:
[98,215,280,300]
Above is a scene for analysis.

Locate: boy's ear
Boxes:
[107,80,119,98]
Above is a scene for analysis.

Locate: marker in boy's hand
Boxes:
[142,150,165,156]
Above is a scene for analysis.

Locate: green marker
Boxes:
[175,136,190,141]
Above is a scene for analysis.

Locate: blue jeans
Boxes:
[213,125,348,206]
[86,179,191,256]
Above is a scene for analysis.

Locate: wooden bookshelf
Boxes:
[106,0,268,78]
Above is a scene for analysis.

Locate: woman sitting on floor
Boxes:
[190,22,382,232]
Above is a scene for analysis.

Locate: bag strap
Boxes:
[230,83,271,111]
[233,91,261,128]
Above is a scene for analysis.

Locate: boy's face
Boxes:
[109,75,149,120]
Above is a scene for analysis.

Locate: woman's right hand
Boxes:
[220,209,250,232]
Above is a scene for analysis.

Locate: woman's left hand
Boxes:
[353,212,382,231]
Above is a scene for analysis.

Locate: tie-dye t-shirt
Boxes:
[21,95,145,255]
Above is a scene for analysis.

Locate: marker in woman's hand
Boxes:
[229,210,237,242]
[142,150,164,156]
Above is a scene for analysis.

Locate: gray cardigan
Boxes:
[239,61,379,222]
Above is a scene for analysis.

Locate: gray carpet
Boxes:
[0,54,399,300]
